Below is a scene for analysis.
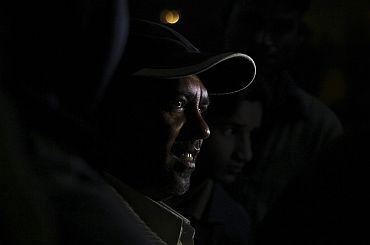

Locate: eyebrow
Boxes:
[176,91,210,106]
[219,121,246,127]
[218,121,260,130]
[200,96,210,106]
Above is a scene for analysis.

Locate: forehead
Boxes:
[249,3,300,21]
[229,101,263,126]
[157,75,209,101]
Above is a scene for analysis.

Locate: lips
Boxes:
[170,141,200,171]
[172,152,196,168]
[226,164,244,175]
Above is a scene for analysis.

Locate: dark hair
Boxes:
[225,0,311,51]
[248,0,311,15]
[270,0,311,14]
[206,80,269,121]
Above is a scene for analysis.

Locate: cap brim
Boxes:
[132,52,256,95]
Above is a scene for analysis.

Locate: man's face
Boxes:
[229,5,304,70]
[201,101,262,185]
[119,75,210,199]
[253,9,303,68]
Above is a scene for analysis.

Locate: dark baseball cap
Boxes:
[120,19,256,95]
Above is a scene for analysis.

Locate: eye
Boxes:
[169,97,187,112]
[250,128,261,141]
[221,125,237,136]
[175,100,183,108]
[223,127,234,136]
[198,105,208,114]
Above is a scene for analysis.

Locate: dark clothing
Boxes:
[32,139,158,245]
[0,92,57,245]
[256,133,369,245]
[230,73,344,244]
[168,180,253,245]
[1,0,131,244]
[237,77,343,224]
[32,135,193,245]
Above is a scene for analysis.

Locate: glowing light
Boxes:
[160,10,180,24]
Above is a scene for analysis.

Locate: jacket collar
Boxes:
[104,173,194,245]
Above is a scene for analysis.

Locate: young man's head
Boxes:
[226,0,311,72]
[96,19,256,200]
[197,87,263,186]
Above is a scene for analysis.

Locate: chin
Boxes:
[218,175,237,186]
[170,174,191,196]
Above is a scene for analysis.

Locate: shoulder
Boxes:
[205,183,252,244]
[293,87,343,141]
[209,183,251,229]
[37,154,159,245]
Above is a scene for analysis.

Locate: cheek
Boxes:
[204,132,233,163]
[280,33,299,48]
[160,112,184,151]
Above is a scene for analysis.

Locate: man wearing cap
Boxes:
[164,84,264,245]
[88,19,256,245]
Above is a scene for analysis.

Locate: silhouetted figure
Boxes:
[225,0,344,243]
[0,91,58,245]
[1,0,129,244]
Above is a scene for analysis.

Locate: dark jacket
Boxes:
[169,180,253,245]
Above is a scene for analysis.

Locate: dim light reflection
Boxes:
[160,9,180,24]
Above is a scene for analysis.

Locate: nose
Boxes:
[193,111,211,140]
[234,133,253,163]
[255,30,276,52]
[255,29,269,44]
[181,109,210,141]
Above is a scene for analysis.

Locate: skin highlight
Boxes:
[100,75,210,200]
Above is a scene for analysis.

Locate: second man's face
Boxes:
[202,100,262,185]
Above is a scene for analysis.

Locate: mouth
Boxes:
[171,152,196,169]
[226,164,244,175]
[170,142,200,176]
